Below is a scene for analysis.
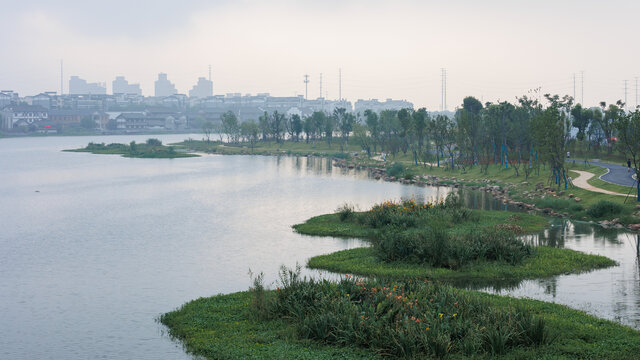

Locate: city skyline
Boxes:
[2,0,639,109]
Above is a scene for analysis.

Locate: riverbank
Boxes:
[177,139,640,228]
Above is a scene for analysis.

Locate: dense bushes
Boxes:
[587,200,623,218]
[337,194,534,268]
[253,266,556,358]
[374,226,533,269]
[386,162,405,177]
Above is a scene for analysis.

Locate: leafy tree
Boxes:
[615,110,640,200]
[270,111,286,144]
[531,95,573,188]
[291,114,303,141]
[303,116,314,143]
[202,121,214,142]
[455,97,483,166]
[259,112,270,141]
[240,120,260,151]
[334,108,355,147]
[597,100,624,154]
[364,110,380,153]
[146,138,162,146]
[221,111,239,143]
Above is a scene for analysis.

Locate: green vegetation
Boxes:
[308,246,614,283]
[161,270,640,359]
[65,139,199,158]
[296,198,614,282]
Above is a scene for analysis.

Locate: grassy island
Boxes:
[161,197,629,359]
[162,272,640,360]
[295,197,615,283]
[65,138,199,158]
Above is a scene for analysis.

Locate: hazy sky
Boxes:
[2,0,639,109]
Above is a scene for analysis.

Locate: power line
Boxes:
[303,74,309,100]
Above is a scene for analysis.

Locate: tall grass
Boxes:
[253,266,556,358]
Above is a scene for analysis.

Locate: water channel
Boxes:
[1,135,638,359]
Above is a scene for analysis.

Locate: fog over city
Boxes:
[3,0,640,108]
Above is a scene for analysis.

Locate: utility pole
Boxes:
[319,73,323,99]
[338,68,342,102]
[625,80,628,112]
[581,71,584,105]
[303,74,309,100]
[440,68,447,111]
[60,59,63,95]
[573,73,576,103]
[635,77,638,109]
[208,65,212,82]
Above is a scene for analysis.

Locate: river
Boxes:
[1,135,638,359]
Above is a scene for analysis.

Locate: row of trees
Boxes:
[203,95,640,193]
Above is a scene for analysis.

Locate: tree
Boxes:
[353,123,371,157]
[240,120,260,151]
[303,116,314,143]
[571,104,592,141]
[259,112,270,141]
[364,110,380,153]
[146,138,162,146]
[270,111,286,144]
[202,121,214,142]
[221,111,239,143]
[597,100,624,154]
[81,116,95,130]
[615,110,640,201]
[531,95,573,188]
[455,97,483,166]
[334,108,355,147]
[291,114,303,141]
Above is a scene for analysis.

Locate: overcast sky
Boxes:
[2,0,639,109]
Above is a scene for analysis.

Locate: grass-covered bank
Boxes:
[65,138,198,158]
[307,246,614,284]
[294,201,615,282]
[161,276,640,359]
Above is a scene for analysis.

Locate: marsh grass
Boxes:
[250,266,557,358]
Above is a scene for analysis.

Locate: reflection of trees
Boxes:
[592,226,623,245]
[537,277,558,297]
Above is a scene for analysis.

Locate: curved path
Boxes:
[571,170,626,196]
[589,160,636,187]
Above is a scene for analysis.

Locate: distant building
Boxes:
[154,73,177,97]
[1,105,48,130]
[32,93,55,109]
[189,77,213,99]
[69,76,107,95]
[354,98,413,114]
[0,91,18,108]
[112,76,142,95]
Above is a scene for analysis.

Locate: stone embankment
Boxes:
[332,158,640,232]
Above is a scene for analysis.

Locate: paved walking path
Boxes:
[571,170,627,196]
[589,160,636,187]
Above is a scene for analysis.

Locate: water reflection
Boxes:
[468,218,640,329]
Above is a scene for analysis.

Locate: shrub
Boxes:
[386,162,404,177]
[146,138,162,146]
[266,269,556,358]
[535,198,573,211]
[373,225,533,269]
[586,200,623,218]
[336,203,355,222]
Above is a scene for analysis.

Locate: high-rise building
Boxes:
[154,73,177,97]
[69,76,106,95]
[112,76,142,95]
[188,77,213,98]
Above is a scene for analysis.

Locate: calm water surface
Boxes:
[0,135,453,360]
